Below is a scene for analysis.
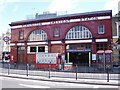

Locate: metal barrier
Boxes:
[1,62,119,81]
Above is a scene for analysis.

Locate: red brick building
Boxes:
[9,10,112,66]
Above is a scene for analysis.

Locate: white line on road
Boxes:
[19,84,50,88]
[93,85,99,89]
[93,85,118,89]
[0,77,3,80]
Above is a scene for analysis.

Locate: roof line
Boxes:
[10,10,112,26]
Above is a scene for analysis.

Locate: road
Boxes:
[0,76,119,89]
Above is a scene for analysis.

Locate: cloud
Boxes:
[48,0,70,12]
[0,0,20,35]
[12,4,19,12]
[5,0,52,2]
[47,0,80,14]
[103,0,119,15]
[47,0,112,14]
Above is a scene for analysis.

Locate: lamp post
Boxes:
[117,37,120,65]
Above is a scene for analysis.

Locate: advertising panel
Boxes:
[36,53,57,64]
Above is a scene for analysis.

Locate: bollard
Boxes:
[2,61,4,68]
[76,64,78,80]
[8,63,10,75]
[107,68,109,82]
[14,62,16,69]
[49,62,51,78]
[26,64,29,76]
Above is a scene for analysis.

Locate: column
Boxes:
[15,41,18,63]
[48,44,51,53]
[92,41,97,64]
[62,43,66,54]
[89,52,91,67]
[66,45,69,63]
[24,41,28,63]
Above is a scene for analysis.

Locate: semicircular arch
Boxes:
[65,25,92,39]
[28,29,48,41]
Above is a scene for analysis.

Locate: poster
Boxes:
[92,54,96,60]
[36,53,57,64]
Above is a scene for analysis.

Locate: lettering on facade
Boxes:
[11,16,111,29]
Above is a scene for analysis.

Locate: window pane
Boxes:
[30,47,36,52]
[38,47,45,52]
[118,25,120,37]
[54,28,59,37]
[20,31,24,40]
[28,30,47,41]
[66,26,92,39]
[98,25,104,34]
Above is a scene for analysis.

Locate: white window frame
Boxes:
[66,26,92,39]
[118,25,120,37]
[98,25,105,34]
[54,28,60,37]
[28,30,47,41]
[28,46,47,53]
[19,31,24,40]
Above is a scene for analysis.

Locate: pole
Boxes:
[49,62,51,78]
[76,64,78,80]
[8,63,10,75]
[89,52,91,67]
[26,64,29,76]
[107,67,109,82]
[104,53,106,71]
[2,60,4,68]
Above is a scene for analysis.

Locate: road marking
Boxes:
[0,77,3,80]
[93,85,118,88]
[93,85,99,89]
[19,84,50,88]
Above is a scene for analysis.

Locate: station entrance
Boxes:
[69,52,89,65]
[66,44,92,66]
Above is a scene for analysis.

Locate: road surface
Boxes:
[0,76,118,89]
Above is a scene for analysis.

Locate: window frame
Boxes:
[118,25,120,37]
[30,47,37,52]
[28,30,47,41]
[19,31,24,40]
[53,28,60,37]
[38,46,45,52]
[98,24,105,34]
[66,26,92,39]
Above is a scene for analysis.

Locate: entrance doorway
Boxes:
[17,47,25,63]
[66,50,91,66]
[69,52,89,65]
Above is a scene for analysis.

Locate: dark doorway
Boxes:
[17,47,25,63]
[69,52,90,66]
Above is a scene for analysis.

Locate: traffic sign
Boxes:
[3,36,10,42]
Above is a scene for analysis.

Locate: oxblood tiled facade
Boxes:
[10,10,112,66]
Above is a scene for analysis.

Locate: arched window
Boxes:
[28,30,47,41]
[66,26,92,39]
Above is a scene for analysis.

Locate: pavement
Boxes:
[0,62,120,87]
[0,71,120,87]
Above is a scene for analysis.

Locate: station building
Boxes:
[9,10,112,66]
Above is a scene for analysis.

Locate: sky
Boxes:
[0,0,120,36]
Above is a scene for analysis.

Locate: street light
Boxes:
[117,37,120,65]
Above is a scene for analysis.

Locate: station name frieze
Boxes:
[11,16,110,29]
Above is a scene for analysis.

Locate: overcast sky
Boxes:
[0,0,119,36]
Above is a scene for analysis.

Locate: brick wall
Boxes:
[11,19,112,43]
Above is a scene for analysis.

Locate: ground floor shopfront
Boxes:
[10,39,110,67]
